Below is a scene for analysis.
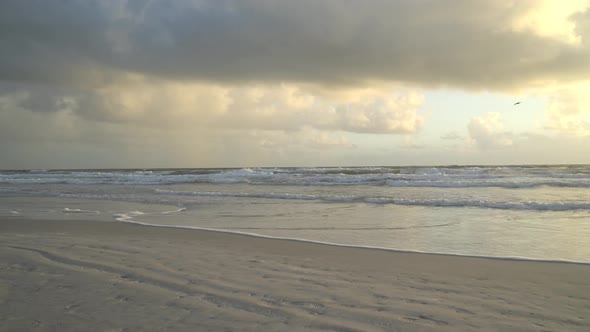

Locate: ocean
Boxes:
[1,165,589,263]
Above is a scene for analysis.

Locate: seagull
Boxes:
[513,102,521,106]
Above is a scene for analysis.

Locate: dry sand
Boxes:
[1,217,589,331]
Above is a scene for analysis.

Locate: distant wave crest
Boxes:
[155,189,590,211]
[1,166,590,188]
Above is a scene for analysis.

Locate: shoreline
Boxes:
[1,217,589,331]
[4,215,590,266]
[119,218,590,266]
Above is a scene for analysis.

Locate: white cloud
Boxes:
[509,0,589,44]
[545,84,590,136]
[468,113,513,149]
[254,127,354,151]
[441,131,464,140]
[1,79,403,168]
[0,79,424,135]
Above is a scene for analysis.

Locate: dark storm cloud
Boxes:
[1,0,589,89]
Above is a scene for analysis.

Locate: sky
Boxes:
[1,0,589,169]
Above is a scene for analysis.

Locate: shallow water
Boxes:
[1,165,589,262]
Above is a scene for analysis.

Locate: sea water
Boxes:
[1,165,589,263]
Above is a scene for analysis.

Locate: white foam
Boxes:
[155,189,590,211]
[160,207,187,214]
[1,166,589,187]
[155,189,356,202]
[364,197,590,211]
[63,208,100,214]
[113,211,146,222]
[385,179,590,188]
[113,207,185,222]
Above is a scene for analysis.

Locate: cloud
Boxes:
[1,0,589,90]
[0,102,359,168]
[0,78,424,135]
[510,0,589,44]
[545,85,590,136]
[2,0,590,168]
[468,112,513,149]
[441,131,464,140]
[253,127,354,151]
[0,77,421,167]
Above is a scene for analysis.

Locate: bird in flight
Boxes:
[513,102,521,106]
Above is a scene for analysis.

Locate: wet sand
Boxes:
[1,218,589,331]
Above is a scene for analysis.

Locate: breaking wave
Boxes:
[155,189,590,211]
[1,165,590,188]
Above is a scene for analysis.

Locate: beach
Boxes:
[4,0,590,330]
[1,217,588,331]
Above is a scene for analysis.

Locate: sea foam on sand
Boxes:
[1,218,589,331]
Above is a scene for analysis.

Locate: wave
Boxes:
[154,189,355,202]
[384,179,590,188]
[364,198,590,211]
[155,189,590,212]
[2,166,590,188]
[63,208,100,214]
[112,206,186,222]
[114,211,145,222]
